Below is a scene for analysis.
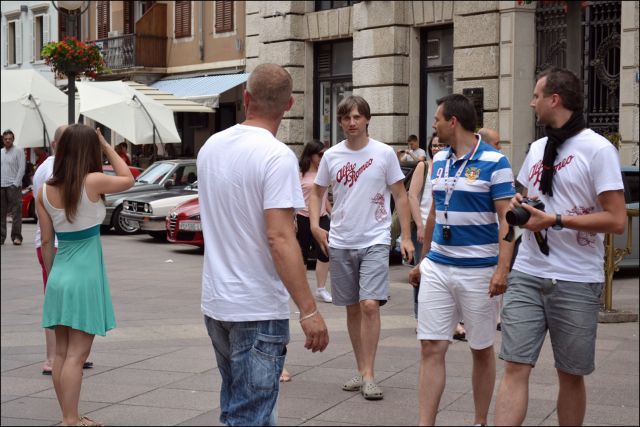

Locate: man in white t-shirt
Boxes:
[197,64,329,426]
[398,134,427,162]
[495,68,626,426]
[310,95,414,400]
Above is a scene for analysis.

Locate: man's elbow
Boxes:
[612,216,626,235]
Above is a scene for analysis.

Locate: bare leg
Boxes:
[470,346,496,426]
[418,340,449,426]
[346,304,364,374]
[53,326,69,414]
[495,361,532,426]
[358,299,381,381]
[43,328,56,371]
[315,260,329,289]
[557,370,586,426]
[59,328,95,426]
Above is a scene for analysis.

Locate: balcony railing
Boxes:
[91,3,167,72]
[94,34,135,70]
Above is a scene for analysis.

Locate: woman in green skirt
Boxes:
[36,124,134,426]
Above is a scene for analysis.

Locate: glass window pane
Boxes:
[426,28,453,68]
[425,70,453,132]
[332,40,353,76]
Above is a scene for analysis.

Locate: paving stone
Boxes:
[121,388,220,411]
[0,396,108,421]
[31,383,156,404]
[82,404,202,426]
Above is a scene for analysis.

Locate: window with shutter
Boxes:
[175,1,191,38]
[57,8,80,40]
[124,1,134,34]
[215,1,234,33]
[97,1,110,39]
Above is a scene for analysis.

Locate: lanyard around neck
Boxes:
[443,139,481,222]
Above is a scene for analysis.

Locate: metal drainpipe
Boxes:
[199,1,204,61]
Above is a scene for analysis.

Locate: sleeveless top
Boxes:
[42,183,106,232]
[419,162,433,224]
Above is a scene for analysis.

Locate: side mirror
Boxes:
[164,179,174,189]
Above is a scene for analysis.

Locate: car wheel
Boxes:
[112,206,140,235]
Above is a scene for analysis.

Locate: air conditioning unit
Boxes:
[107,30,119,37]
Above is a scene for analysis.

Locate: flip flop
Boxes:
[453,332,467,341]
[42,369,52,375]
[83,362,93,369]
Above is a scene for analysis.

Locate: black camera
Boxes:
[505,198,545,226]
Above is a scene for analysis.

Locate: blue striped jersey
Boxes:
[427,140,515,267]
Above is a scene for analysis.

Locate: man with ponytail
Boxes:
[495,67,627,426]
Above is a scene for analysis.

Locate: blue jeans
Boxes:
[204,316,290,426]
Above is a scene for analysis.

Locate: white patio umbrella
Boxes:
[76,81,181,145]
[1,69,71,148]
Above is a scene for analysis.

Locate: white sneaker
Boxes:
[316,288,333,303]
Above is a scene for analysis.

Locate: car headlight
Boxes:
[123,201,130,210]
[144,203,152,214]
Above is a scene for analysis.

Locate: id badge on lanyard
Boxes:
[442,140,480,240]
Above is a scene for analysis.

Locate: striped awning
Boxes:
[150,73,249,108]
[124,81,214,113]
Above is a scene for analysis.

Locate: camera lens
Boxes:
[506,207,531,226]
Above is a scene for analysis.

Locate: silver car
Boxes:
[102,159,197,234]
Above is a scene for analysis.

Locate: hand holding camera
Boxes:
[506,194,555,233]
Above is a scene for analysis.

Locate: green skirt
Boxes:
[42,224,116,336]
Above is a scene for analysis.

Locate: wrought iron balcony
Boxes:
[94,34,135,70]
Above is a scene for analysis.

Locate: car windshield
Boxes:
[135,163,174,184]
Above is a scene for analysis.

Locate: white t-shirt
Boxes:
[315,138,405,249]
[401,148,427,162]
[198,124,305,322]
[513,129,624,283]
[33,156,56,248]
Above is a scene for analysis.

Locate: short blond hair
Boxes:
[246,64,293,118]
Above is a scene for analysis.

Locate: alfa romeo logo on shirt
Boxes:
[465,167,480,183]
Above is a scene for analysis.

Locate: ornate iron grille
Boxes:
[534,1,621,139]
[584,1,621,137]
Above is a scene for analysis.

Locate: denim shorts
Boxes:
[204,316,290,426]
[329,244,390,306]
[499,269,603,376]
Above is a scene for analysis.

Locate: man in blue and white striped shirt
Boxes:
[1,129,26,245]
[409,94,515,426]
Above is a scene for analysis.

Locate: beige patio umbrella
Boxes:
[76,81,181,145]
[0,69,72,148]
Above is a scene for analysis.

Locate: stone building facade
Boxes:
[245,0,639,168]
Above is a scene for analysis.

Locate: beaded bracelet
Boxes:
[299,309,318,323]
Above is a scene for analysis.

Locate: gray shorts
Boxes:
[499,269,603,376]
[329,245,390,306]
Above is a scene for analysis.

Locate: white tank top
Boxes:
[419,162,433,224]
[42,183,106,232]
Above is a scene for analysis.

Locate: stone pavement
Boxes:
[1,222,638,426]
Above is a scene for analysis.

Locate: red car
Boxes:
[22,164,144,221]
[166,197,203,247]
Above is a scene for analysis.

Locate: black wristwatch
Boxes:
[552,214,564,230]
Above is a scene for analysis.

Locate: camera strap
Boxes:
[533,230,550,256]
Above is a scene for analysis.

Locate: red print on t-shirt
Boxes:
[371,193,387,222]
[336,159,374,187]
[567,206,597,247]
[529,155,575,188]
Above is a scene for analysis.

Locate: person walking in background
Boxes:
[297,140,333,304]
[398,134,427,162]
[310,95,414,401]
[1,129,26,246]
[409,94,515,426]
[197,63,329,426]
[37,125,134,426]
[32,125,94,377]
[479,127,501,151]
[495,67,626,426]
[35,147,49,169]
